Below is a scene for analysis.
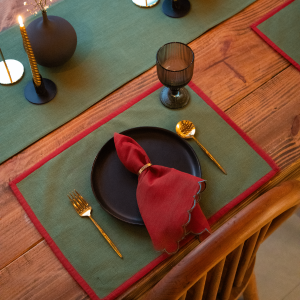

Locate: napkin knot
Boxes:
[114,132,211,254]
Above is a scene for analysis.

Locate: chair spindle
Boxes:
[264,206,299,240]
[249,221,272,266]
[187,274,207,300]
[178,292,187,300]
[234,231,260,287]
[243,272,259,300]
[206,258,226,300]
[220,243,244,300]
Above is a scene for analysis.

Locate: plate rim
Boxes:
[90,126,201,225]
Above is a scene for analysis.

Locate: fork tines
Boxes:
[68,190,87,211]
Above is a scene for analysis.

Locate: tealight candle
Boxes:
[18,15,42,87]
[0,48,24,85]
[132,0,159,8]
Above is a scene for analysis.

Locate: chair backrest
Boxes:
[141,179,300,300]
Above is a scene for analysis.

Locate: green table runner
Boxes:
[251,0,300,71]
[0,0,255,164]
[10,83,277,300]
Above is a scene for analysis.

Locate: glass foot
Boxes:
[160,87,190,109]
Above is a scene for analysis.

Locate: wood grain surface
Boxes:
[1,0,300,299]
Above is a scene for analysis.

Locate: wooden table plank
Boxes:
[0,240,87,300]
[190,0,289,110]
[227,65,300,169]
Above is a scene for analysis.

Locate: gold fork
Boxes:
[68,190,123,258]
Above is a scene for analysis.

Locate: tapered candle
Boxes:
[18,16,42,87]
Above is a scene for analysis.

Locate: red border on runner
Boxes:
[9,82,279,300]
[251,0,300,71]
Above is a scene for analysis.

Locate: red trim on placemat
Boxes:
[10,183,101,300]
[251,0,300,71]
[188,83,279,224]
[11,181,168,300]
[10,82,163,184]
[9,81,279,300]
[10,82,164,300]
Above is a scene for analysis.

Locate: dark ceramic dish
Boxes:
[91,126,201,225]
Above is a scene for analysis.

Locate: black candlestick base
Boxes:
[24,78,57,105]
[162,0,190,18]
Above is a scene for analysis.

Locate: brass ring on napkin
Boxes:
[138,163,152,176]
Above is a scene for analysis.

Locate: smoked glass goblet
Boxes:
[156,42,194,109]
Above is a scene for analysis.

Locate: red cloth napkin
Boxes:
[114,132,211,254]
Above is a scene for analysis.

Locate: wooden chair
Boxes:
[140,179,300,300]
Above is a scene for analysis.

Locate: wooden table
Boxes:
[1,0,300,299]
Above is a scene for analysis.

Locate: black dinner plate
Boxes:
[91,126,201,225]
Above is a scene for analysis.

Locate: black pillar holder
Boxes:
[162,0,190,18]
[24,75,57,104]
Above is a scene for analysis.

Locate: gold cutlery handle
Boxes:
[192,136,227,175]
[89,216,123,258]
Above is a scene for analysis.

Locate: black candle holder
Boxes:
[162,0,190,18]
[24,75,57,105]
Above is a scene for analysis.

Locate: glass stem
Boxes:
[170,88,180,97]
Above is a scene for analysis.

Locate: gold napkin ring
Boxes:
[138,163,152,176]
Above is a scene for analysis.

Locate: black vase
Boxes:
[26,11,77,67]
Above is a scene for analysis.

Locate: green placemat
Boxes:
[0,0,255,164]
[251,0,300,70]
[10,83,277,300]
